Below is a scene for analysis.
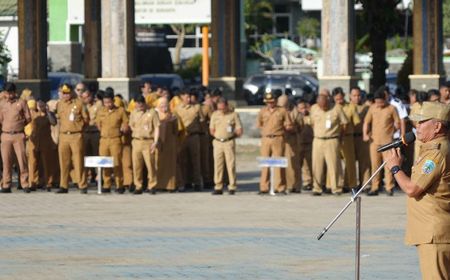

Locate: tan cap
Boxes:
[263,92,275,103]
[409,101,450,122]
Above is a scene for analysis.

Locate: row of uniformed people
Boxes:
[0,82,243,195]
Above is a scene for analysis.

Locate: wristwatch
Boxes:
[390,165,401,175]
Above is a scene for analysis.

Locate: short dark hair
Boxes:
[217,97,228,105]
[416,91,428,103]
[3,82,16,92]
[350,86,361,92]
[332,87,344,96]
[427,89,440,100]
[374,87,387,100]
[296,98,306,105]
[136,95,146,104]
[96,90,105,100]
[103,90,114,100]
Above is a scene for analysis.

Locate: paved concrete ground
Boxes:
[0,146,420,280]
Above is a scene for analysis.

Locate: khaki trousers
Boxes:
[369,142,394,191]
[28,140,54,187]
[354,136,370,185]
[417,243,450,280]
[179,134,202,186]
[339,135,357,188]
[122,143,133,186]
[259,136,286,192]
[1,133,29,189]
[213,139,237,191]
[299,143,312,186]
[99,137,123,188]
[312,138,341,194]
[132,139,156,190]
[284,135,301,191]
[59,133,86,189]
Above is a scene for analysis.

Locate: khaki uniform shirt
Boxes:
[342,103,361,135]
[364,104,400,145]
[96,106,129,138]
[406,136,450,245]
[56,98,89,133]
[310,104,348,138]
[85,100,102,132]
[257,106,292,137]
[354,104,369,134]
[209,110,242,140]
[129,109,160,139]
[174,103,205,134]
[0,99,31,132]
[30,111,55,149]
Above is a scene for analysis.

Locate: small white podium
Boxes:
[84,156,114,194]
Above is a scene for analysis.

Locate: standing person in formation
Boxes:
[27,101,57,192]
[0,83,31,193]
[278,94,303,193]
[209,97,243,195]
[310,89,348,196]
[200,89,215,188]
[155,97,178,192]
[332,87,360,192]
[81,88,102,183]
[297,99,314,191]
[257,91,293,195]
[439,84,450,104]
[363,88,400,196]
[129,96,160,195]
[349,87,370,188]
[128,81,156,112]
[386,101,450,279]
[55,83,89,194]
[174,89,205,191]
[96,90,129,194]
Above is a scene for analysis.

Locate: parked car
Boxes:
[243,72,319,105]
[138,73,185,91]
[48,72,84,100]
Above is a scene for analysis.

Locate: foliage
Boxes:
[386,34,413,51]
[444,0,450,37]
[175,54,204,81]
[244,0,273,40]
[0,31,11,68]
[249,33,276,63]
[296,17,320,39]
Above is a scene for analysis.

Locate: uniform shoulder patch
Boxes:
[422,160,436,174]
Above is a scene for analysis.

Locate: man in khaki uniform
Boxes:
[350,87,370,187]
[114,95,133,191]
[174,90,205,191]
[310,89,348,195]
[209,97,243,195]
[0,83,31,193]
[81,88,102,183]
[129,96,160,195]
[278,95,303,193]
[386,101,450,279]
[96,91,129,194]
[55,84,89,193]
[200,90,215,188]
[297,100,313,190]
[257,92,293,194]
[333,87,360,191]
[363,89,400,196]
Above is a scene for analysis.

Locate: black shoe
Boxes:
[212,190,223,195]
[117,187,125,194]
[17,185,23,190]
[178,187,185,193]
[129,185,136,193]
[1,188,12,193]
[258,191,269,195]
[80,188,88,194]
[324,189,332,194]
[133,189,143,195]
[46,186,52,192]
[312,192,322,196]
[193,185,202,192]
[101,188,111,193]
[367,190,379,196]
[229,190,235,195]
[24,188,31,193]
[168,189,177,193]
[386,189,394,196]
[150,188,157,195]
[56,188,68,194]
[342,187,350,193]
[302,184,313,191]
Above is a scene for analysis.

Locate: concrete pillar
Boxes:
[16,0,51,101]
[97,0,138,101]
[210,0,244,104]
[319,0,356,94]
[409,0,444,91]
[84,0,102,89]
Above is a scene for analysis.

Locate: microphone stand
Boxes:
[317,160,387,280]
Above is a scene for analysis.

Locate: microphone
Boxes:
[377,132,415,153]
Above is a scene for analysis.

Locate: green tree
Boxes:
[244,0,273,45]
[170,24,196,71]
[296,17,320,39]
[358,0,401,91]
[0,31,11,70]
[444,0,450,37]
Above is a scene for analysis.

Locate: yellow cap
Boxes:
[409,101,450,122]
[62,84,71,94]
[27,99,36,110]
[263,92,275,103]
[21,88,32,100]
[114,96,124,107]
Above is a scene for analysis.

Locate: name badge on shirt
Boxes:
[144,125,149,130]
[69,112,75,122]
[325,119,331,129]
